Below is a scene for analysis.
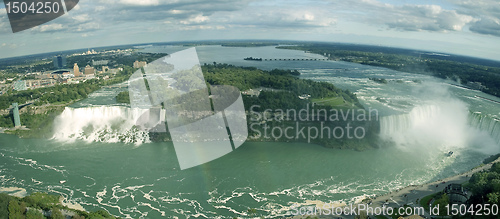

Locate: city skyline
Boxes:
[0,0,500,61]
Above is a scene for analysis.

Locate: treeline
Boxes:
[1,61,54,74]
[116,63,361,110]
[0,192,119,219]
[221,42,279,47]
[202,63,360,107]
[66,52,166,70]
[0,81,100,109]
[467,162,500,208]
[115,91,130,104]
[279,44,500,97]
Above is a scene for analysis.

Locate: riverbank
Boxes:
[288,156,500,219]
[0,187,85,212]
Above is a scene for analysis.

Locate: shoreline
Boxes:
[0,187,86,212]
[370,156,500,206]
[290,156,500,218]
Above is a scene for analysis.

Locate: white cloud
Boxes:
[95,6,106,12]
[72,14,91,22]
[388,5,475,32]
[469,17,500,36]
[119,0,160,6]
[75,22,100,32]
[214,6,337,30]
[33,23,64,32]
[448,0,500,36]
[334,0,475,32]
[180,15,209,25]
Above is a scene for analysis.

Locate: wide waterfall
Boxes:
[469,112,500,145]
[52,106,154,145]
[379,100,499,153]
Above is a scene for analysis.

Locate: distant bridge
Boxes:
[263,58,328,61]
[7,100,34,111]
[103,84,128,88]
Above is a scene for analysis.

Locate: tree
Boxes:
[50,208,64,219]
[115,91,130,104]
[433,193,449,216]
[8,200,24,219]
[0,193,14,217]
[26,209,44,219]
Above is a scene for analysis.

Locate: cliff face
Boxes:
[0,104,61,116]
[21,105,60,114]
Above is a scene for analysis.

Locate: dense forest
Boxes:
[279,44,500,97]
[117,63,361,109]
[137,64,378,150]
[202,63,361,109]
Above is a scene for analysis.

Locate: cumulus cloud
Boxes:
[214,6,337,30]
[469,17,500,36]
[387,5,475,32]
[0,0,499,39]
[0,8,11,34]
[335,0,475,32]
[72,14,91,22]
[120,0,160,6]
[31,23,64,33]
[448,0,500,36]
[180,14,209,25]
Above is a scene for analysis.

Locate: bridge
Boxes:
[258,58,329,61]
[103,84,128,88]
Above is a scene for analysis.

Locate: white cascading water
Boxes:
[52,106,153,145]
[379,99,499,153]
[469,112,500,145]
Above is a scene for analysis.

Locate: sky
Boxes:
[0,0,500,61]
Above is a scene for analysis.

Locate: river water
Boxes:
[1,45,499,218]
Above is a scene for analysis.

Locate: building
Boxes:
[84,65,95,75]
[26,79,56,89]
[53,56,66,69]
[102,66,110,73]
[133,60,147,68]
[444,183,468,204]
[86,49,97,55]
[466,81,485,91]
[85,74,95,79]
[12,103,21,127]
[13,80,27,91]
[92,60,109,66]
[51,70,71,79]
[74,63,81,77]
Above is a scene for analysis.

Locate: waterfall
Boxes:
[468,112,500,145]
[378,100,499,152]
[52,106,157,145]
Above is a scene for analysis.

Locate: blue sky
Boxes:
[0,0,500,60]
